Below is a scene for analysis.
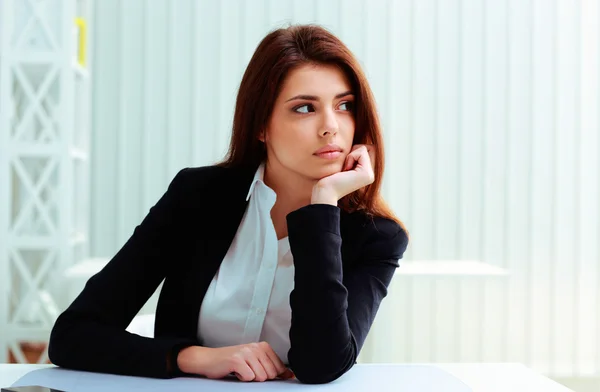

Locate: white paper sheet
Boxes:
[11,364,471,392]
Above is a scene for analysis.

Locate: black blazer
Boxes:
[48,165,408,384]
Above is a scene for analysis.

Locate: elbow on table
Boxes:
[47,315,79,368]
[288,347,356,384]
[293,369,345,384]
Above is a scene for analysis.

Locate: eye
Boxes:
[293,104,315,114]
[338,101,354,112]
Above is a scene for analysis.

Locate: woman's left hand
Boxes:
[311,144,375,206]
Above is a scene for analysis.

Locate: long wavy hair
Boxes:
[220,24,405,228]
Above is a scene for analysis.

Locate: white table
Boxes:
[396,260,508,277]
[0,363,571,391]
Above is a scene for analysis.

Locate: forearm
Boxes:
[286,205,356,383]
[288,264,356,383]
[49,313,196,379]
[288,230,352,344]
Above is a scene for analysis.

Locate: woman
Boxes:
[48,24,409,385]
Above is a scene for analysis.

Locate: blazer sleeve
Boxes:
[286,204,408,384]
[48,168,197,378]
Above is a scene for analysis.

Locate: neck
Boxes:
[263,160,315,213]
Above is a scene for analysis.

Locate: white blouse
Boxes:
[197,163,294,363]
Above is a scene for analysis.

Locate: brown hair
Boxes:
[220,24,404,228]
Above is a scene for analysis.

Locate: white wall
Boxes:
[90,0,599,378]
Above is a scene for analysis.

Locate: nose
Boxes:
[319,109,338,138]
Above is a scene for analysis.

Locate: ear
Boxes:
[258,129,266,143]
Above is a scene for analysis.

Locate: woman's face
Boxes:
[262,63,355,181]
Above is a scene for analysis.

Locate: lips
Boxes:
[313,144,343,155]
[313,144,343,160]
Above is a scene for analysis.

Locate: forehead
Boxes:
[279,64,352,98]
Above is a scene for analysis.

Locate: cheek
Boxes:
[340,116,356,143]
[270,118,312,148]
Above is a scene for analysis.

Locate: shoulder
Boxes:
[341,211,409,261]
[169,164,256,195]
[171,165,230,187]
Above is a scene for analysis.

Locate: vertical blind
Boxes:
[90,0,599,377]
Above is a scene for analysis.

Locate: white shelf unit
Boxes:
[0,0,93,363]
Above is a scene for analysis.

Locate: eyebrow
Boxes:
[285,91,354,102]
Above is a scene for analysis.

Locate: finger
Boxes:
[348,147,367,169]
[343,153,356,171]
[345,148,364,171]
[346,144,370,170]
[256,350,279,380]
[355,145,373,168]
[365,145,376,167]
[246,354,269,382]
[352,144,375,162]
[232,360,255,382]
[351,144,370,152]
[354,147,375,183]
[278,368,295,380]
[259,342,287,376]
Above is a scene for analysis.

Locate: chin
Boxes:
[282,158,343,181]
[310,162,343,180]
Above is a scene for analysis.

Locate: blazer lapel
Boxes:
[180,165,257,340]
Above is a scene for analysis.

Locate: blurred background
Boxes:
[1,0,598,390]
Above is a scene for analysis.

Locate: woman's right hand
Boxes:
[177,342,295,382]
